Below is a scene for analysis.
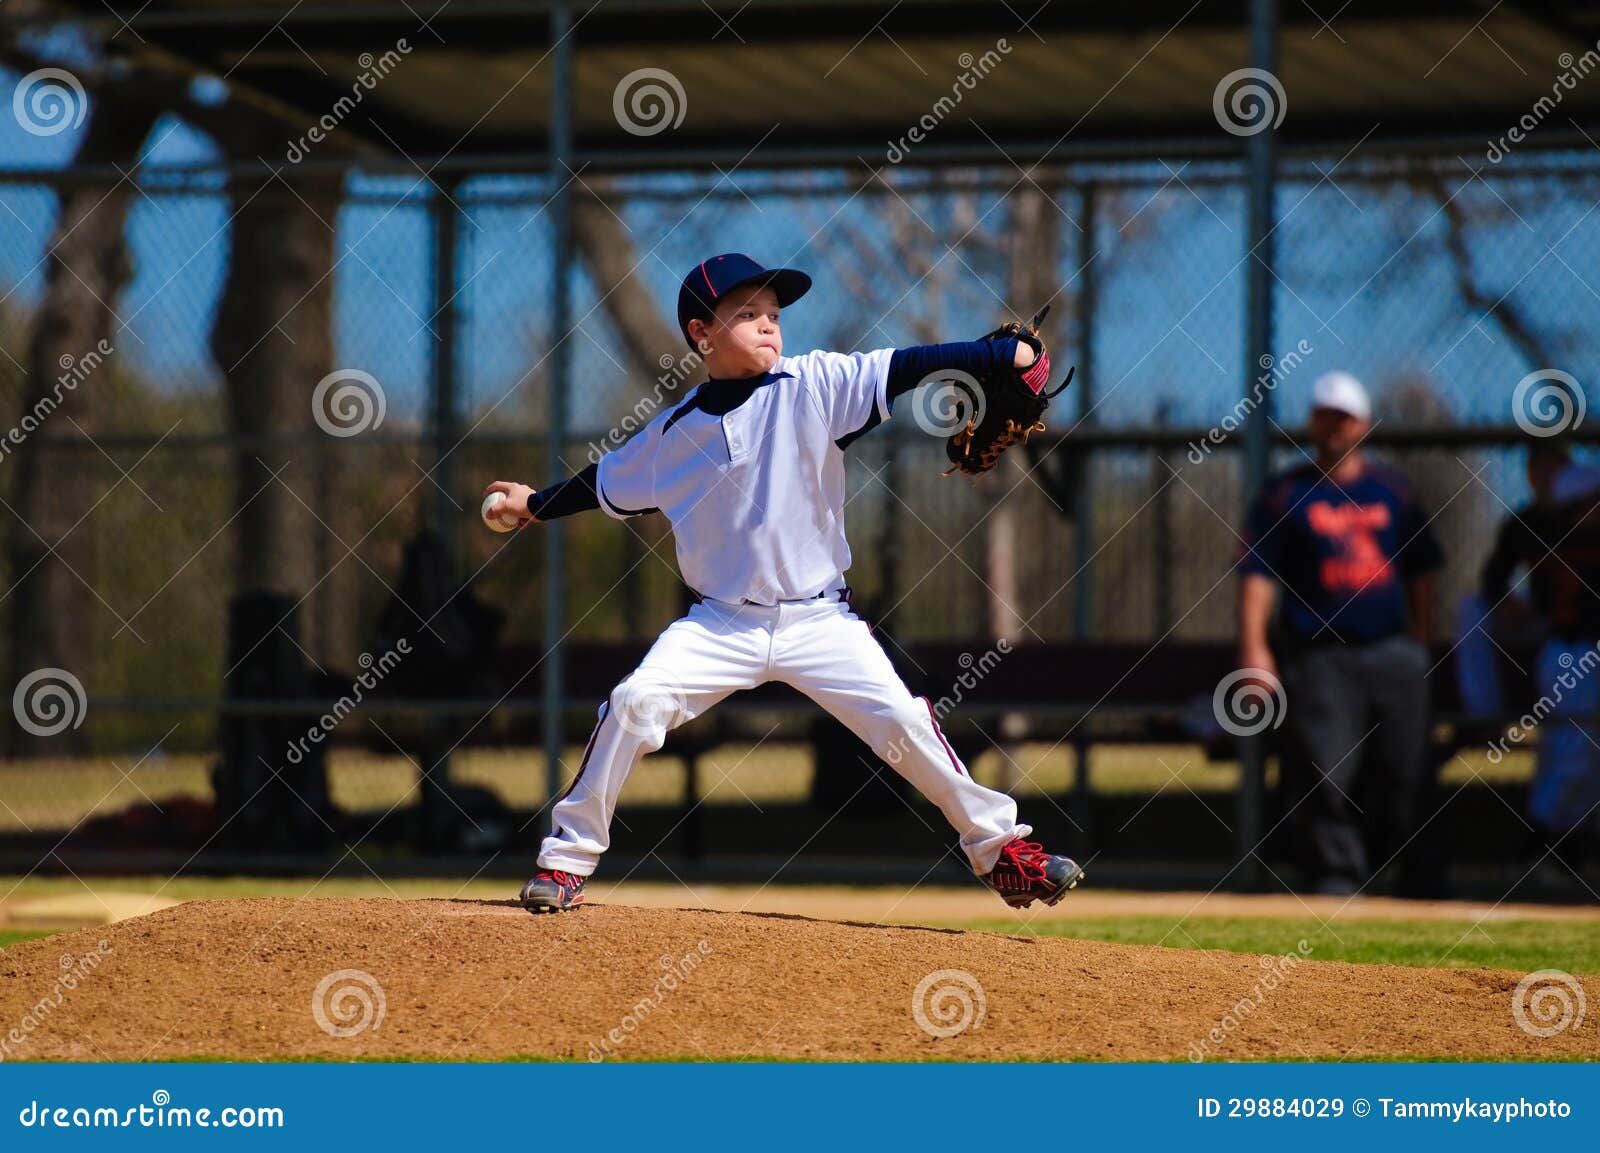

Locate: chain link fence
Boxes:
[0,150,1593,845]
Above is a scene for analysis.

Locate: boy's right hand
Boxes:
[482,480,539,528]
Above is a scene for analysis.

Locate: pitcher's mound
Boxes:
[1,898,1594,1061]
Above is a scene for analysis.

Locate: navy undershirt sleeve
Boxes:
[885,337,1019,407]
[527,461,602,520]
[832,337,1023,450]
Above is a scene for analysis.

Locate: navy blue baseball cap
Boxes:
[677,253,811,347]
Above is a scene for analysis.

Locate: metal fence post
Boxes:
[1154,400,1174,634]
[1070,183,1098,851]
[1237,0,1280,892]
[543,3,575,806]
[423,176,462,850]
[1072,183,1098,642]
[431,178,461,564]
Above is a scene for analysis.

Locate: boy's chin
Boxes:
[710,347,778,376]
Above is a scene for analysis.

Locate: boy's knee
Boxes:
[610,672,688,736]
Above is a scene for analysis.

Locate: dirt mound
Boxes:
[2,899,1595,1061]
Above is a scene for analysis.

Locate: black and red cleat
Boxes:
[982,839,1084,909]
[519,869,586,913]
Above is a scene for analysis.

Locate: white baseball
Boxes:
[481,491,520,533]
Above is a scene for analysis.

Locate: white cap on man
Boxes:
[1310,370,1371,421]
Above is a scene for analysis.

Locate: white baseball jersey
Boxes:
[595,348,894,605]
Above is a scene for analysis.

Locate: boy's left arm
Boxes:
[883,336,1045,409]
[813,329,1055,454]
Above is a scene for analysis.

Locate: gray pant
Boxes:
[1280,635,1433,890]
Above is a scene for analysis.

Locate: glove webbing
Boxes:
[942,416,1048,477]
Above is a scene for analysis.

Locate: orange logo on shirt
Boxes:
[1306,501,1393,592]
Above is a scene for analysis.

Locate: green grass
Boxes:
[0,930,51,947]
[947,915,1600,973]
[0,744,1539,833]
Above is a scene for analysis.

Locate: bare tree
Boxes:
[1428,177,1557,370]
[206,111,342,847]
[571,183,685,377]
[569,180,684,631]
[208,126,342,652]
[5,71,169,756]
[986,184,1063,787]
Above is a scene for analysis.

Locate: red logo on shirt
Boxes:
[1307,501,1393,592]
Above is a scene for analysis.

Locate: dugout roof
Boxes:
[13,0,1600,167]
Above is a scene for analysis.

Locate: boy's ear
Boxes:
[686,317,711,348]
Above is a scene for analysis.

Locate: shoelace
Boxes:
[539,870,583,888]
[996,840,1049,882]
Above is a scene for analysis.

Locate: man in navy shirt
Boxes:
[1237,371,1443,895]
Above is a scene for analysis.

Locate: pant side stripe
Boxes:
[554,700,609,809]
[922,697,966,777]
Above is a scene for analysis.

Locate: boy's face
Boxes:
[693,284,782,376]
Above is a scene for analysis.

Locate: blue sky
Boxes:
[2,65,1594,446]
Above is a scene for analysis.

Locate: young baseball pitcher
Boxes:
[484,253,1083,912]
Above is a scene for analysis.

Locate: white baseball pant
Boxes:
[537,595,1030,876]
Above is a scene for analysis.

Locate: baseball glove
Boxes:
[943,306,1074,477]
